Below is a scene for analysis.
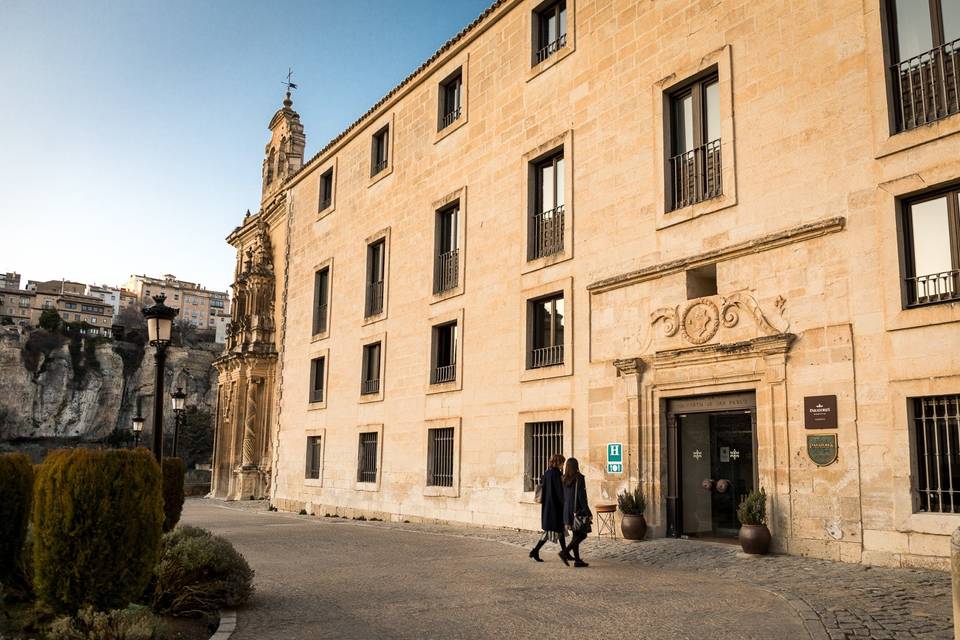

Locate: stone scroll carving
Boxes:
[651,292,789,346]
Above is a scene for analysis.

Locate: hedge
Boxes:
[0,452,34,585]
[162,458,185,532]
[33,448,163,614]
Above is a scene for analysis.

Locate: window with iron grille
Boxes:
[528,293,564,369]
[524,421,563,492]
[365,239,385,317]
[427,427,455,487]
[309,356,325,403]
[361,342,381,396]
[357,431,378,483]
[667,72,722,211]
[899,186,960,306]
[438,69,463,131]
[313,267,330,334]
[912,394,960,513]
[305,435,322,479]
[431,322,457,384]
[886,0,960,133]
[534,1,567,65]
[371,126,389,176]
[434,204,459,293]
[319,168,334,211]
[529,152,565,260]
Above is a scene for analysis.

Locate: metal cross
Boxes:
[693,449,703,460]
[730,449,740,460]
[282,67,298,93]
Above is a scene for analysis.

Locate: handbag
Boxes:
[534,482,543,504]
[572,476,593,533]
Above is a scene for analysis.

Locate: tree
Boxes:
[38,308,61,332]
[173,318,197,346]
[178,406,213,469]
[116,306,147,345]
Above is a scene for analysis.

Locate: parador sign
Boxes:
[804,395,838,429]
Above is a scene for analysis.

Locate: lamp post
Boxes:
[132,413,144,449]
[143,294,178,462]
[171,386,186,458]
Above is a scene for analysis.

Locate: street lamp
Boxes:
[142,294,179,462]
[132,413,144,449]
[171,386,187,458]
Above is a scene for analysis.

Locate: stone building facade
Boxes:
[212,0,960,569]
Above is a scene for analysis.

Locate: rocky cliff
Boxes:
[0,325,220,444]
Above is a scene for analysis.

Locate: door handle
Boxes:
[701,478,715,492]
[715,479,731,493]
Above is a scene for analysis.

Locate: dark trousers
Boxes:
[568,529,588,560]
[532,531,567,554]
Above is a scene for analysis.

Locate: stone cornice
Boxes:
[587,217,846,294]
[613,357,645,376]
[653,334,796,368]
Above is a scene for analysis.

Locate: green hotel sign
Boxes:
[807,434,838,467]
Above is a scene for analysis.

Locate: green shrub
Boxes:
[617,485,646,516]
[151,526,254,616]
[0,453,34,586]
[33,449,163,614]
[161,458,185,533]
[737,487,768,526]
[48,605,162,640]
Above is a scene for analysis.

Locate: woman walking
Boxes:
[563,457,592,567]
[529,454,572,564]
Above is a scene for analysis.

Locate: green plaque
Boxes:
[807,434,838,467]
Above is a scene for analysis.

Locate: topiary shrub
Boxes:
[151,526,254,616]
[0,452,34,586]
[161,458,185,533]
[33,449,163,614]
[47,605,162,640]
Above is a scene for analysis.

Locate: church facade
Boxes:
[212,0,960,569]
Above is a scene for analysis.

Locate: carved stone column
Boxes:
[241,378,260,469]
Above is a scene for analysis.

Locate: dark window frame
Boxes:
[527,292,564,369]
[309,356,325,404]
[361,341,382,396]
[665,69,722,212]
[430,321,458,385]
[305,435,322,479]
[528,149,565,260]
[434,202,460,294]
[365,239,386,317]
[427,426,455,487]
[357,431,379,483]
[897,183,960,307]
[438,68,463,131]
[371,126,389,176]
[312,267,330,335]
[319,168,334,211]
[523,420,563,492]
[533,0,568,65]
[910,393,960,513]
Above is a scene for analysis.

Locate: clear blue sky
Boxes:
[0,0,492,293]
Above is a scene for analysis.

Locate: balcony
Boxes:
[365,281,384,317]
[669,139,722,211]
[529,205,565,260]
[361,378,380,396]
[892,38,960,133]
[440,106,462,130]
[371,158,388,176]
[434,249,459,294]
[431,363,456,385]
[535,33,566,65]
[530,344,563,369]
[906,269,960,307]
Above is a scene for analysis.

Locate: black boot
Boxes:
[529,548,544,562]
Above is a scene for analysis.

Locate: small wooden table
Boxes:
[595,504,617,539]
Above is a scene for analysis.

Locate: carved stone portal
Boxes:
[651,292,789,346]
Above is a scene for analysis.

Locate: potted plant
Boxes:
[737,487,771,555]
[617,485,647,540]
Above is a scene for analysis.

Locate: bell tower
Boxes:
[261,77,305,201]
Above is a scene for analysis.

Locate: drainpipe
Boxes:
[952,527,960,638]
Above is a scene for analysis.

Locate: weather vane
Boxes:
[282,67,298,96]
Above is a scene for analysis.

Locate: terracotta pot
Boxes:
[620,514,647,540]
[739,524,771,555]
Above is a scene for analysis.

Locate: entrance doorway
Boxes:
[665,392,757,539]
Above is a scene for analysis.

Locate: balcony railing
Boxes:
[669,139,722,211]
[535,33,567,64]
[319,195,332,211]
[361,378,380,396]
[365,281,384,317]
[530,344,563,369]
[440,106,462,130]
[432,363,456,385]
[314,303,327,334]
[434,249,459,294]
[529,205,565,260]
[371,158,388,176]
[892,38,960,132]
[906,269,960,307]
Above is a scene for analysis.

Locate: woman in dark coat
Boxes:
[563,457,592,567]
[529,454,572,564]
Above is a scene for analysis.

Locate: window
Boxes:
[434,204,459,293]
[361,341,381,395]
[431,322,457,384]
[523,421,563,492]
[365,239,385,317]
[900,186,960,305]
[438,69,463,130]
[528,293,564,369]
[309,356,325,403]
[357,431,379,483]
[686,264,718,299]
[912,394,960,513]
[305,435,322,479]
[427,427,455,487]
[667,73,722,211]
[371,126,389,176]
[319,168,334,211]
[529,151,565,260]
[887,0,960,132]
[534,1,567,65]
[313,267,330,334]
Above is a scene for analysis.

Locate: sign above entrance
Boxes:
[804,395,838,429]
[607,443,623,474]
[807,434,838,466]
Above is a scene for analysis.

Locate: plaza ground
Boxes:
[183,499,953,639]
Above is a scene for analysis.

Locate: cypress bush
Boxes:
[162,458,185,532]
[0,452,34,585]
[33,449,163,614]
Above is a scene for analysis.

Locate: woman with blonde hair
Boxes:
[529,453,572,564]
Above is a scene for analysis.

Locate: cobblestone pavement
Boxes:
[184,499,952,639]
